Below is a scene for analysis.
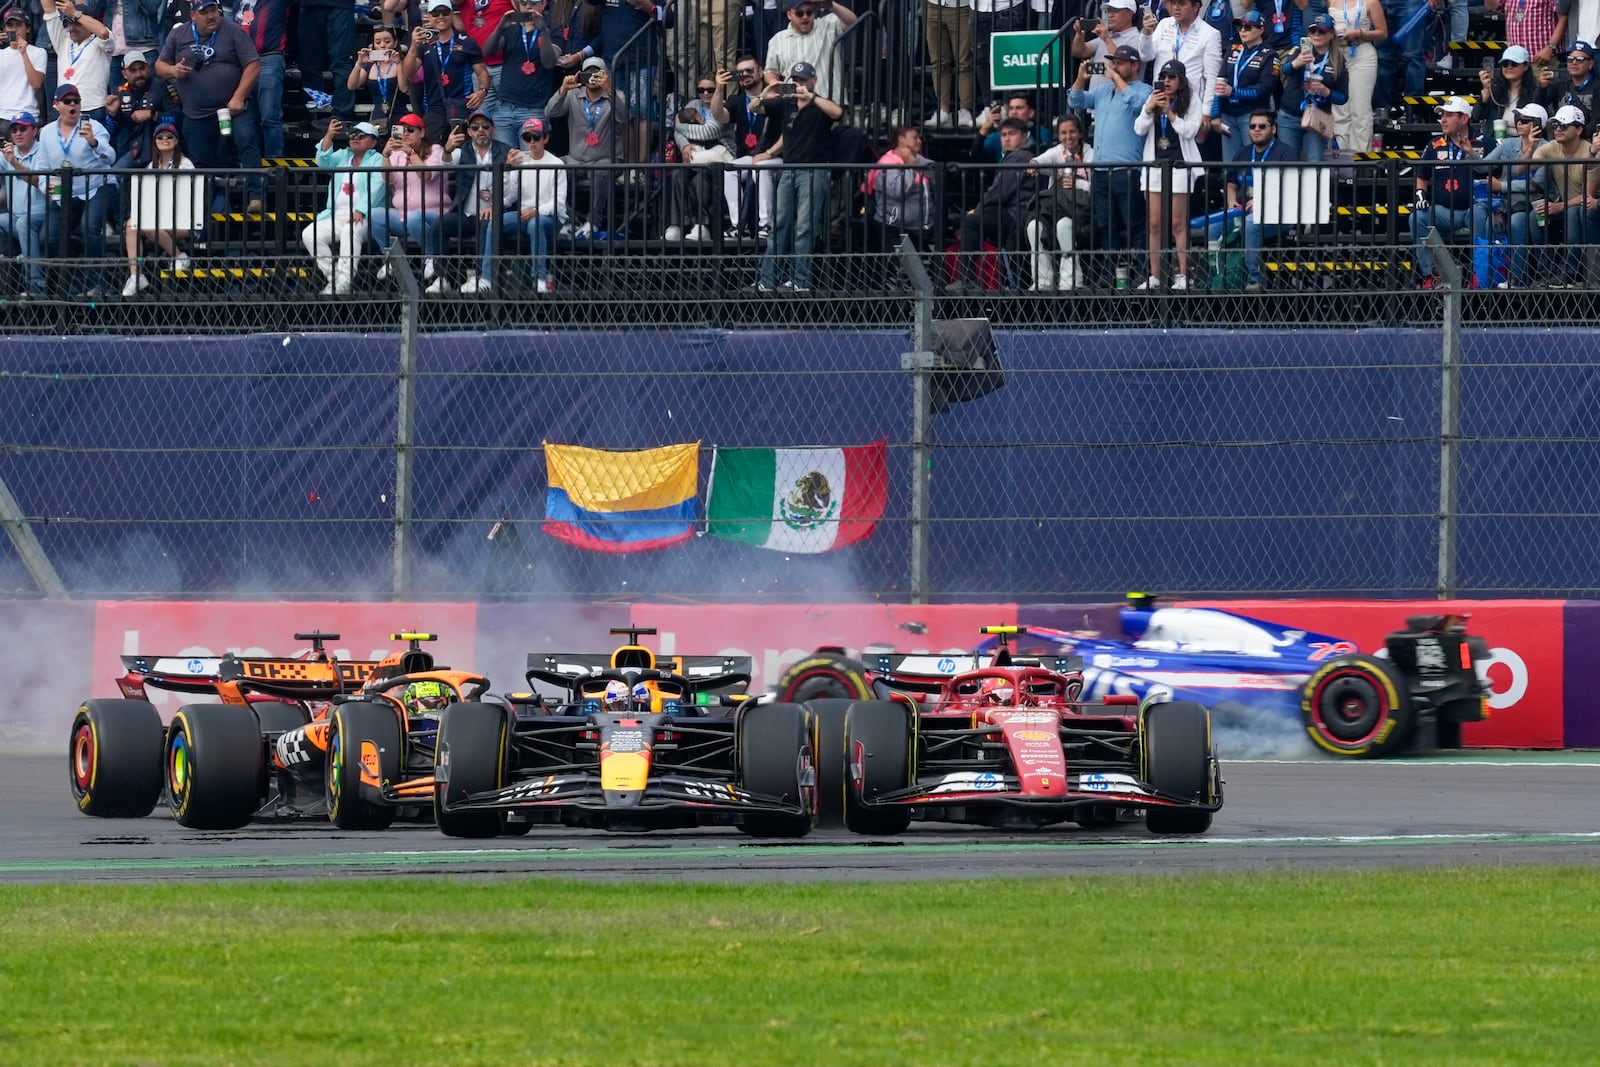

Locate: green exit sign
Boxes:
[989,30,1066,91]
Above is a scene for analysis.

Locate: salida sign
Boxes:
[989,30,1066,90]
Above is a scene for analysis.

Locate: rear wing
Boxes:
[119,653,381,701]
[525,652,754,696]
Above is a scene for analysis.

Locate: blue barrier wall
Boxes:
[1,328,1592,598]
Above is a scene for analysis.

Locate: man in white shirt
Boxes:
[763,0,857,104]
[1139,0,1222,114]
[41,0,115,119]
[0,8,47,125]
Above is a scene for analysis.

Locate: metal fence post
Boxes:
[0,475,66,597]
[896,236,936,604]
[1426,228,1461,599]
[389,240,420,598]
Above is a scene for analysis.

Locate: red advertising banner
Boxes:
[1186,599,1564,749]
[628,603,1018,694]
[90,602,480,714]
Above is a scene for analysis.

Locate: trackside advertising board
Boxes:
[990,31,1066,91]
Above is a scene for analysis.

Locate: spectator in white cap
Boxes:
[1474,101,1549,289]
[302,118,389,295]
[1531,102,1600,285]
[546,54,628,238]
[107,50,162,170]
[1071,0,1143,92]
[40,0,113,121]
[402,0,492,143]
[1412,95,1491,288]
[1477,45,1538,133]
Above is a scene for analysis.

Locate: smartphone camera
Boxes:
[421,28,437,43]
[369,48,391,63]
[391,124,407,138]
[775,81,797,96]
[1089,61,1106,75]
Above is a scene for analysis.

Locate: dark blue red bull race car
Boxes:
[776,596,1489,758]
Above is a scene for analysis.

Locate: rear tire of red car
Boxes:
[327,701,403,831]
[804,698,854,827]
[432,701,509,839]
[1300,654,1415,758]
[167,704,266,830]
[842,701,914,836]
[69,699,164,818]
[775,652,873,704]
[1141,700,1215,835]
[736,702,814,838]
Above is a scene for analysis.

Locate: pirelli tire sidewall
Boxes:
[774,653,874,704]
[1301,655,1414,758]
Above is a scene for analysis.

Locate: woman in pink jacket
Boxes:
[371,113,454,282]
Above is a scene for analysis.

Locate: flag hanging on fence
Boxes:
[706,442,887,553]
[543,442,700,552]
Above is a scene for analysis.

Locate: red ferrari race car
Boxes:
[431,628,817,838]
[811,626,1223,836]
[69,631,490,830]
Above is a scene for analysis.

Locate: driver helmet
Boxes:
[402,679,451,718]
[631,681,652,710]
[979,677,1015,706]
[603,679,631,709]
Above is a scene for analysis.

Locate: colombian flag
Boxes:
[542,442,700,552]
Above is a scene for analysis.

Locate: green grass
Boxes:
[3,868,1597,1066]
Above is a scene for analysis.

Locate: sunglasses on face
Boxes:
[155,131,177,138]
[1308,27,1332,34]
[1516,116,1537,124]
[697,85,716,93]
[1569,54,1592,62]
[736,67,758,76]
[791,8,815,16]
[59,99,81,106]
[1248,122,1272,130]
[522,132,546,140]
[467,122,493,130]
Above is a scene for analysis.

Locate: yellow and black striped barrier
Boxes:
[1337,205,1413,216]
[1450,40,1506,51]
[159,267,313,280]
[1354,150,1422,160]
[1402,95,1480,106]
[1263,260,1412,273]
[209,212,317,223]
[263,158,314,168]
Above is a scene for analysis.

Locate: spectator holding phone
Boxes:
[432,108,523,292]
[36,84,116,298]
[973,93,1036,161]
[351,25,411,131]
[1531,103,1600,285]
[723,56,780,237]
[1070,0,1143,92]
[302,118,389,295]
[403,0,491,143]
[486,0,564,146]
[1476,46,1538,133]
[1328,0,1386,153]
[546,55,627,237]
[0,9,47,128]
[1068,43,1151,287]
[1133,59,1203,290]
[1211,11,1279,163]
[1140,0,1222,118]
[0,112,48,296]
[1474,101,1548,289]
[1276,15,1347,162]
[370,113,451,281]
[40,0,114,122]
[755,60,841,292]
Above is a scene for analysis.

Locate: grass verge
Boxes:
[3,867,1597,1066]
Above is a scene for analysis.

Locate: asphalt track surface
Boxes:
[4,753,1599,883]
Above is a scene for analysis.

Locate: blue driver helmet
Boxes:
[603,679,631,709]
[631,681,652,709]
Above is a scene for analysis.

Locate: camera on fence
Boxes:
[928,318,1004,414]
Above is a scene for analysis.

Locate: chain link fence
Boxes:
[3,158,1600,601]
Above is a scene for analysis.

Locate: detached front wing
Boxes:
[439,773,808,816]
[865,770,1224,813]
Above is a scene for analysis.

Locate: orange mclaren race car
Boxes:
[817,626,1224,836]
[431,627,817,838]
[69,632,490,830]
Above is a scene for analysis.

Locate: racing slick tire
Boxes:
[1300,654,1415,758]
[1140,700,1215,835]
[842,701,915,836]
[432,702,510,839]
[69,699,164,819]
[804,698,854,826]
[327,701,404,831]
[736,702,815,838]
[249,700,312,735]
[167,704,267,830]
[776,652,873,704]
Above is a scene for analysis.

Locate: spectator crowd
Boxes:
[0,0,1598,294]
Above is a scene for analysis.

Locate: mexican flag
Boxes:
[706,442,888,553]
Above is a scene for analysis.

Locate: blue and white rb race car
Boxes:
[774,595,1489,759]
